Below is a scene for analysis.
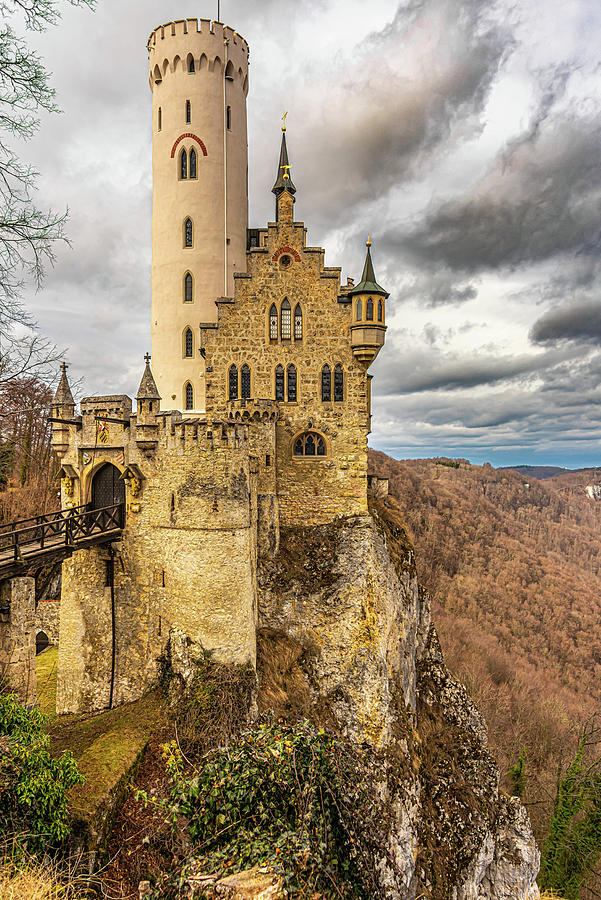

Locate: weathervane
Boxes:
[282,110,288,132]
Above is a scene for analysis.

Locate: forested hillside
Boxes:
[369,450,601,895]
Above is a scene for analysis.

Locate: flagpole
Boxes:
[217,1,221,21]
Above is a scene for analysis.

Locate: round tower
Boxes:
[148,19,249,411]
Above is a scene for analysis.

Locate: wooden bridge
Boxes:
[0,503,125,580]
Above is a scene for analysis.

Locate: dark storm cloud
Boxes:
[530,300,601,345]
[401,110,601,271]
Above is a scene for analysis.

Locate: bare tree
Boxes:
[0,0,95,383]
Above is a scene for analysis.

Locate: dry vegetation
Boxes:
[369,450,601,898]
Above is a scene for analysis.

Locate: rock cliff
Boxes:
[256,495,540,899]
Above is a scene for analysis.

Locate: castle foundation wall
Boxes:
[0,577,37,704]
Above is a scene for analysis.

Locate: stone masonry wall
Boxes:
[0,577,36,704]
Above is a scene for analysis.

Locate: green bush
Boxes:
[0,692,84,852]
[139,719,395,898]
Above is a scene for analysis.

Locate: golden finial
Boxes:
[366,234,372,248]
[282,110,288,132]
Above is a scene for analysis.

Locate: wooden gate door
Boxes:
[91,464,125,509]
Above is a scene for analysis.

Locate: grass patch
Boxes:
[36,646,58,719]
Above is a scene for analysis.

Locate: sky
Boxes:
[13,0,601,467]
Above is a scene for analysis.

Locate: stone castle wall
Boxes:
[0,577,36,703]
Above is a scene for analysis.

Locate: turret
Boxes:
[148,19,250,412]
[51,363,77,457]
[349,238,388,365]
[135,354,161,452]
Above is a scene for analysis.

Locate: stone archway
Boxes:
[91,463,125,510]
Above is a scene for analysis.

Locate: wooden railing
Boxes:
[0,503,125,565]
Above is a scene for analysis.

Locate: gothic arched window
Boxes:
[184,218,193,247]
[269,304,278,341]
[356,298,362,321]
[184,328,193,357]
[241,364,251,399]
[287,364,297,402]
[188,54,195,74]
[275,365,285,401]
[185,382,194,410]
[293,431,327,457]
[281,298,291,340]
[294,304,303,340]
[229,365,238,400]
[321,364,331,402]
[186,99,191,123]
[184,272,193,303]
[366,297,374,321]
[378,299,383,322]
[189,148,197,179]
[334,365,344,402]
[180,149,188,180]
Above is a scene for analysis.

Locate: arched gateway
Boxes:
[91,463,125,510]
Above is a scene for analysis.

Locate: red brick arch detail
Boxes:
[272,246,301,263]
[170,133,208,158]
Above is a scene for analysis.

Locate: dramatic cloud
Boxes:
[530,300,601,345]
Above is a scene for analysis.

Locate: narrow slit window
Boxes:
[241,364,251,399]
[294,304,303,340]
[184,218,193,247]
[287,364,297,402]
[356,298,362,320]
[158,107,162,131]
[229,365,238,400]
[269,304,278,340]
[186,100,191,123]
[184,272,193,302]
[275,365,285,401]
[185,382,194,410]
[180,149,188,180]
[281,298,291,340]
[321,365,331,402]
[334,365,344,402]
[366,297,374,321]
[226,105,231,130]
[189,148,197,179]
[184,328,193,357]
[378,299,383,322]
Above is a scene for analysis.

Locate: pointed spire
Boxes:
[53,362,74,405]
[349,236,389,297]
[272,116,296,197]
[136,353,161,401]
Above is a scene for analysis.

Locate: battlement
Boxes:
[148,19,249,90]
[156,413,249,451]
[81,395,132,420]
[227,399,279,422]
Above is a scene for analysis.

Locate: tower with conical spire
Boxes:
[51,363,76,457]
[272,116,296,220]
[348,237,388,364]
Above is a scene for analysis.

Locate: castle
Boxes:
[51,18,389,714]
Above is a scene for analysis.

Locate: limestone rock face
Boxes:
[257,496,540,899]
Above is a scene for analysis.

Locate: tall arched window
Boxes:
[321,365,331,402]
[287,364,297,402]
[180,149,188,180]
[275,365,285,401]
[241,364,251,399]
[366,297,374,321]
[186,99,191,123]
[294,431,326,457]
[281,298,291,340]
[378,299,383,322]
[185,382,194,410]
[269,304,278,341]
[184,218,193,247]
[294,304,303,340]
[158,107,162,131]
[189,148,197,179]
[184,328,193,357]
[334,365,344,402]
[184,272,193,302]
[229,365,238,400]
[356,298,362,320]
[188,54,195,74]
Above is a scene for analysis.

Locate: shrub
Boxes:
[0,692,84,852]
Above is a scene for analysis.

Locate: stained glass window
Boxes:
[269,304,278,340]
[180,149,188,180]
[366,297,374,321]
[184,328,193,357]
[241,364,251,399]
[281,298,291,340]
[275,365,285,401]
[184,272,193,302]
[321,365,331,402]
[185,382,193,410]
[185,218,193,247]
[287,364,297,402]
[294,304,303,340]
[356,298,362,321]
[378,299,383,322]
[229,365,238,400]
[190,148,197,179]
[293,432,326,457]
[334,365,344,402]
